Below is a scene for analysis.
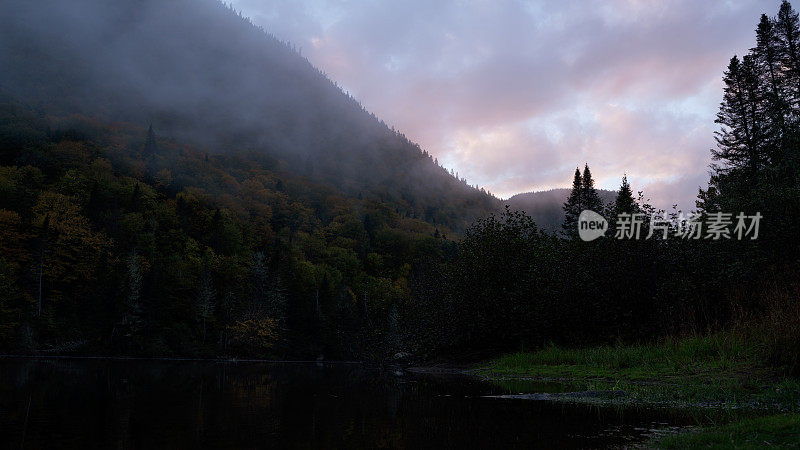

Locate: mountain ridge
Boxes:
[505,188,618,231]
[0,0,498,232]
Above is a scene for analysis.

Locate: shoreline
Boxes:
[471,343,800,447]
[0,354,365,364]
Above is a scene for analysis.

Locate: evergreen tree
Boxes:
[562,167,583,238]
[581,164,603,212]
[614,174,636,215]
[777,0,800,108]
[773,2,800,185]
[700,0,800,254]
[754,13,788,161]
[755,14,785,100]
[712,55,768,177]
[144,124,158,157]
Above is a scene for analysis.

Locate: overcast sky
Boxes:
[230,0,775,210]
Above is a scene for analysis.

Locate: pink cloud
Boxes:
[231,0,772,211]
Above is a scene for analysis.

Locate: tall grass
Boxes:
[730,268,800,375]
[493,265,800,376]
[491,333,758,375]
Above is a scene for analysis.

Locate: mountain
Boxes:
[0,0,504,358]
[0,94,470,358]
[0,0,498,232]
[505,188,617,231]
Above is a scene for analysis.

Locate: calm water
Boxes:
[0,358,692,449]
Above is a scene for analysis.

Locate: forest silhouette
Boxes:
[0,0,798,371]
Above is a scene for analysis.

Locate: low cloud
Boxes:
[231,0,771,210]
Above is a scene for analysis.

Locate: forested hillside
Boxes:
[0,0,499,358]
[0,97,464,357]
[0,0,498,232]
[2,0,800,367]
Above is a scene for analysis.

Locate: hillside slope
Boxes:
[0,0,498,231]
[0,97,463,358]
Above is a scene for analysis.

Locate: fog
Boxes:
[1,0,506,230]
[0,0,413,170]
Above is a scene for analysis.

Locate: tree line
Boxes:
[0,100,458,359]
[1,2,799,367]
[401,1,800,366]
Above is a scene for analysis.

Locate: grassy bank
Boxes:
[473,334,800,447]
[653,414,800,448]
[489,334,760,379]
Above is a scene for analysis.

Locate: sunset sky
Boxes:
[230,0,774,210]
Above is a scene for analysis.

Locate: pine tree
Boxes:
[754,13,789,160]
[701,1,800,216]
[144,124,158,157]
[776,0,800,109]
[771,1,800,179]
[581,164,603,212]
[713,55,768,176]
[755,14,785,101]
[562,167,583,237]
[614,174,636,215]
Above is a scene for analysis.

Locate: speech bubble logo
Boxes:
[578,210,608,241]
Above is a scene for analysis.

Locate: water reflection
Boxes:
[0,358,691,448]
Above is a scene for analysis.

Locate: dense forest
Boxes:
[1,0,799,369]
[0,0,496,358]
[401,0,800,365]
[0,98,478,358]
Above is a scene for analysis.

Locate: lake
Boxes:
[0,358,692,448]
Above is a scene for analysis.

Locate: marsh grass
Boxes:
[730,274,800,375]
[482,336,800,447]
[652,414,800,449]
[480,270,800,444]
[481,332,800,412]
[489,272,800,380]
[490,333,760,378]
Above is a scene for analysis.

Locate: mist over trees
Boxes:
[0,0,497,233]
[506,188,616,232]
[1,0,799,365]
[0,103,463,357]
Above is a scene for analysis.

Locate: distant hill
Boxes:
[505,188,617,231]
